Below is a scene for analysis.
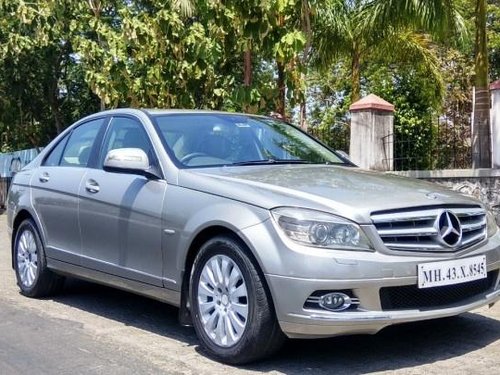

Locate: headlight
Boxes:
[487,210,498,237]
[271,207,373,251]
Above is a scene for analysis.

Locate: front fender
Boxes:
[161,185,269,288]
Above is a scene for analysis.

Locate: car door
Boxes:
[78,116,166,286]
[31,118,106,263]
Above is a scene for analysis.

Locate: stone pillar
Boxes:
[349,94,394,171]
[491,80,500,169]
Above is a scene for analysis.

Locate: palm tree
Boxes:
[360,0,490,168]
[472,0,491,168]
[312,0,466,104]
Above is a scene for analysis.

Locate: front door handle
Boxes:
[85,179,100,194]
[39,172,50,183]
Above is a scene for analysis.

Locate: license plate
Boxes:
[417,255,487,289]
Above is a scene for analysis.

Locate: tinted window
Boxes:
[60,119,104,167]
[43,134,69,166]
[100,117,155,167]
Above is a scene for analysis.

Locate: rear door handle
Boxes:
[85,179,100,194]
[39,172,50,183]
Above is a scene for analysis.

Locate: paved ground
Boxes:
[0,212,499,374]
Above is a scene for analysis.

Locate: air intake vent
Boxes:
[371,206,486,252]
[380,271,497,310]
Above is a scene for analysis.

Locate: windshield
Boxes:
[152,113,347,167]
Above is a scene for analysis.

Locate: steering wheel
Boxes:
[180,152,210,164]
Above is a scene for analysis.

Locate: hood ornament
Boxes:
[426,192,448,200]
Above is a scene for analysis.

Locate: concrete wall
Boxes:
[492,82,500,168]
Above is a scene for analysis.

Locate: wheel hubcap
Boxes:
[17,229,38,287]
[197,255,248,347]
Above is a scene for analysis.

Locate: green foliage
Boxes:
[0,0,498,170]
[368,66,436,170]
[488,0,500,80]
[305,62,352,151]
[0,0,100,150]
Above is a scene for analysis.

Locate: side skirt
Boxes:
[47,258,181,307]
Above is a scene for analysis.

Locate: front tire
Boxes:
[14,219,64,297]
[190,235,285,364]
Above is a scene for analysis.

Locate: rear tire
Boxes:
[190,235,285,364]
[14,219,64,297]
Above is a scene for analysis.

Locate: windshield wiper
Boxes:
[229,159,313,166]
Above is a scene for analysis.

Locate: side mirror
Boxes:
[103,148,159,178]
[336,150,351,161]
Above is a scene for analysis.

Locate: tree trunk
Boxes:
[48,50,63,135]
[243,48,252,87]
[89,0,106,111]
[472,0,491,168]
[275,13,287,117]
[351,46,361,104]
[26,117,39,147]
[50,97,63,134]
[49,70,63,134]
[299,98,307,131]
[297,1,313,131]
[276,61,286,117]
[242,46,253,112]
[301,0,312,61]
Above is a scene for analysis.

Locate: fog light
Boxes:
[319,292,352,311]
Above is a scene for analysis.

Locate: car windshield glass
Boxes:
[153,114,346,167]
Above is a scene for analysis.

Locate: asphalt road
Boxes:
[1,212,499,374]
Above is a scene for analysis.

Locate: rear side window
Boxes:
[43,135,69,166]
[60,119,104,167]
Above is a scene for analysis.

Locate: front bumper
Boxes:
[267,271,500,338]
[241,220,500,339]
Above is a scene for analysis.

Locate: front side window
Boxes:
[153,114,346,167]
[60,119,104,167]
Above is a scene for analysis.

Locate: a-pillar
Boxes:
[349,94,395,171]
[491,80,500,168]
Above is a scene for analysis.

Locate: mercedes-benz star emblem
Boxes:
[434,210,462,247]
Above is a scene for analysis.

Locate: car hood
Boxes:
[178,165,480,223]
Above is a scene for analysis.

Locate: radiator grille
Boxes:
[371,206,486,252]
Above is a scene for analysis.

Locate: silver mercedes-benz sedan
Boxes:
[6,109,500,363]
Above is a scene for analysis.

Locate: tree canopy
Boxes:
[0,0,498,169]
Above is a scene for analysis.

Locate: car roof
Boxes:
[72,108,278,132]
[90,108,267,118]
[143,109,255,116]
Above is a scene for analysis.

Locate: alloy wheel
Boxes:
[16,229,38,287]
[197,254,249,347]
